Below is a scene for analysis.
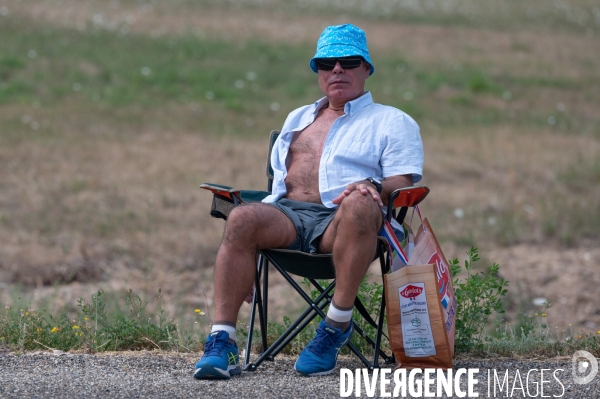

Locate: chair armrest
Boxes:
[385,185,430,222]
[200,183,271,220]
[199,183,241,202]
[200,183,270,203]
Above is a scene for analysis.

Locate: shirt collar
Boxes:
[312,97,330,115]
[312,91,373,116]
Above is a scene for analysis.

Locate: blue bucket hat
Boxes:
[309,24,375,76]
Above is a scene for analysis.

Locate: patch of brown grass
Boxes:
[2,0,599,334]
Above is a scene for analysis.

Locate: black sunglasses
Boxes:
[314,57,364,71]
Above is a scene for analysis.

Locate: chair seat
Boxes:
[261,249,335,280]
[261,235,390,281]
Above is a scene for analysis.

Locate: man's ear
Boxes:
[364,63,371,78]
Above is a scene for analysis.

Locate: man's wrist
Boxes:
[363,177,382,194]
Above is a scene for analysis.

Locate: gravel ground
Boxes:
[1,350,599,398]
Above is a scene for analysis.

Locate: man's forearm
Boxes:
[380,174,413,205]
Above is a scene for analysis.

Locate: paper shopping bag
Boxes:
[408,217,457,356]
[384,217,456,370]
[384,264,454,370]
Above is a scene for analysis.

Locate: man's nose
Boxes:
[332,61,344,73]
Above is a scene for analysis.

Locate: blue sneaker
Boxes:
[294,320,353,376]
[194,331,241,379]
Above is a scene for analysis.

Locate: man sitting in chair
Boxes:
[194,24,423,379]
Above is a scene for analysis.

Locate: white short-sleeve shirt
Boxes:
[262,91,424,208]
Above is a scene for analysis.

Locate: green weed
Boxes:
[450,247,509,352]
[0,289,207,353]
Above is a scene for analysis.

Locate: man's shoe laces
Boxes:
[307,326,337,355]
[203,338,229,357]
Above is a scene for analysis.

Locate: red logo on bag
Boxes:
[400,285,423,298]
[429,252,450,296]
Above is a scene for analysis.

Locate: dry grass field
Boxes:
[1,0,599,336]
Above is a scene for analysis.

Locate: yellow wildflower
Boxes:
[195,309,205,315]
[541,313,546,317]
[51,327,59,333]
[72,325,80,330]
[84,317,89,321]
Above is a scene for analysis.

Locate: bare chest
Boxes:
[287,111,338,163]
[283,109,339,202]
[288,127,326,162]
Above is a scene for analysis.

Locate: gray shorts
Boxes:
[268,198,337,254]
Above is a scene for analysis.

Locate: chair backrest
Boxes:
[387,185,430,224]
[266,130,280,192]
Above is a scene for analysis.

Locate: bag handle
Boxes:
[410,205,426,232]
[380,220,409,266]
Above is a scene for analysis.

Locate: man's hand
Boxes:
[331,175,413,207]
[332,180,383,207]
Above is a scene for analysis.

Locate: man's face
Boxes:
[317,58,370,103]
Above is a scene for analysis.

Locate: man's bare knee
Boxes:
[222,203,297,249]
[337,191,381,228]
[222,205,263,245]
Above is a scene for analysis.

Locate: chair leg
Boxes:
[375,239,395,366]
[373,292,385,368]
[244,286,258,366]
[244,255,268,371]
[244,258,260,369]
[262,255,269,332]
[255,258,269,354]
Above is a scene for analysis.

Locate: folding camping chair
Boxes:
[200,130,430,371]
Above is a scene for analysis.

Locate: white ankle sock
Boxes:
[211,324,236,341]
[326,303,353,324]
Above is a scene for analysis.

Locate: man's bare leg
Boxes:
[294,191,381,376]
[195,203,296,380]
[212,203,297,325]
[318,190,381,322]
